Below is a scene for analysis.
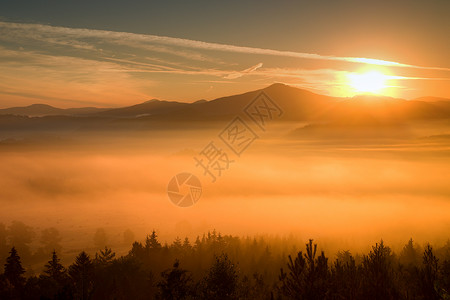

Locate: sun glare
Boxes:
[347,71,389,94]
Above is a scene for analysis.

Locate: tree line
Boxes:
[0,223,449,299]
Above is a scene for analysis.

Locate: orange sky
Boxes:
[0,1,449,108]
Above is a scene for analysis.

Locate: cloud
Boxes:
[1,21,449,71]
[0,21,449,105]
[224,62,263,79]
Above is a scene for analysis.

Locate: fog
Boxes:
[1,123,449,266]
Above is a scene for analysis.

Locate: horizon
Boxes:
[1,83,449,110]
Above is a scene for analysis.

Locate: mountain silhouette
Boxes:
[0,104,108,117]
[1,83,450,132]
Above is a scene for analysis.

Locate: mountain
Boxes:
[0,104,108,117]
[1,84,450,133]
[92,99,190,118]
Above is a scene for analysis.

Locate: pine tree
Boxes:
[361,240,398,300]
[182,237,191,252]
[95,247,116,265]
[69,251,94,300]
[278,240,329,299]
[203,253,238,300]
[4,247,25,288]
[399,238,420,267]
[171,237,182,251]
[279,251,306,299]
[157,260,192,300]
[43,250,66,283]
[145,230,161,250]
[419,244,440,300]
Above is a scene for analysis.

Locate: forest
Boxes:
[0,221,449,299]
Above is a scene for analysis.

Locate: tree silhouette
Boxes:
[157,260,192,300]
[171,237,182,252]
[182,237,191,252]
[361,240,398,300]
[203,253,239,300]
[419,244,440,299]
[69,251,94,300]
[0,228,448,299]
[279,250,306,299]
[4,247,25,289]
[129,242,146,261]
[145,230,162,251]
[441,259,450,298]
[43,250,66,283]
[278,239,329,299]
[399,238,421,267]
[95,246,116,265]
[330,252,359,299]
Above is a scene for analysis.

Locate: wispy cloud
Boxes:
[224,63,263,79]
[0,21,449,106]
[1,21,449,71]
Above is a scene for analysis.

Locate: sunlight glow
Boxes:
[347,71,389,94]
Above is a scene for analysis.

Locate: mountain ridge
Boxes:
[1,84,450,133]
[1,83,449,118]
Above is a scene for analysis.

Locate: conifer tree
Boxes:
[43,250,66,283]
[69,251,94,300]
[4,247,25,288]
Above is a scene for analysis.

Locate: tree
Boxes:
[330,252,359,300]
[95,247,116,265]
[145,230,162,251]
[399,238,420,267]
[361,240,398,300]
[129,241,146,261]
[4,247,25,289]
[279,251,306,299]
[441,259,450,298]
[171,237,182,252]
[203,253,239,300]
[69,251,94,300]
[278,240,329,300]
[157,260,192,300]
[182,237,191,252]
[43,250,66,283]
[418,244,440,300]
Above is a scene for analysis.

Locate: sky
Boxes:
[0,0,449,108]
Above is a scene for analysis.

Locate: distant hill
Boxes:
[0,104,108,117]
[92,99,191,118]
[1,84,450,132]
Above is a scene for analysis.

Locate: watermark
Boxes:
[219,117,258,156]
[167,91,283,207]
[244,91,283,130]
[167,173,202,207]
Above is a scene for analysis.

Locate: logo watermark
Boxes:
[167,173,202,207]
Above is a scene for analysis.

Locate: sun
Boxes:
[347,70,389,94]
